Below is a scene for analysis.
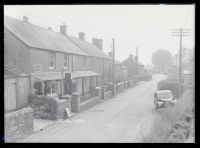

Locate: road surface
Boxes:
[19,74,165,143]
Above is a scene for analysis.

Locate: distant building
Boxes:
[107,52,128,83]
[122,54,144,77]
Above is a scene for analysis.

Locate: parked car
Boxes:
[154,90,177,110]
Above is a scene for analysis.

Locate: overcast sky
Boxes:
[4,5,195,66]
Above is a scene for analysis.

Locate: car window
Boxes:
[157,92,172,100]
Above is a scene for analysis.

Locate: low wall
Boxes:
[79,96,101,112]
[129,79,135,87]
[101,86,112,100]
[114,84,117,95]
[71,91,102,113]
[104,91,112,100]
[4,107,34,142]
[117,83,124,93]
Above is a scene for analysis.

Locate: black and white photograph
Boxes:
[3,4,195,143]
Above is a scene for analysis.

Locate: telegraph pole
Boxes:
[172,28,191,99]
[136,47,138,75]
[112,38,115,90]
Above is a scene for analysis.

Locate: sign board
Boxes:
[65,108,71,117]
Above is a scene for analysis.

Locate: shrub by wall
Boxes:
[28,95,51,119]
[28,95,68,120]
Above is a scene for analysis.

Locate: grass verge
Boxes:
[142,89,194,143]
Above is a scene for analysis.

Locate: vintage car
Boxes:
[154,90,177,110]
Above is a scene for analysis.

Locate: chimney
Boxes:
[79,32,85,41]
[92,38,103,50]
[135,56,138,63]
[129,54,133,60]
[135,47,138,63]
[108,52,113,58]
[48,27,52,31]
[23,16,29,23]
[60,23,67,35]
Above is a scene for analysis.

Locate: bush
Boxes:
[28,95,52,119]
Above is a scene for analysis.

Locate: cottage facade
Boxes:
[4,15,113,102]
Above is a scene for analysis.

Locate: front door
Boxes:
[64,73,72,95]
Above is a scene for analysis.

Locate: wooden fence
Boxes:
[4,76,31,113]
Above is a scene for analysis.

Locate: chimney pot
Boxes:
[48,27,52,31]
[108,52,113,58]
[92,38,103,50]
[129,54,133,59]
[79,32,85,41]
[60,23,67,35]
[23,16,28,23]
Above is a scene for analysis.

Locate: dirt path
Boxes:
[19,74,165,143]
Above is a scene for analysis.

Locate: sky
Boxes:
[4,5,195,66]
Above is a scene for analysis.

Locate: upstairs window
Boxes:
[83,57,86,70]
[91,59,95,70]
[49,52,56,69]
[64,54,69,69]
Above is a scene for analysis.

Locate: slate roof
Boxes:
[4,16,87,56]
[122,57,143,66]
[31,71,100,81]
[68,35,112,60]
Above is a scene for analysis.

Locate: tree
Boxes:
[152,49,173,72]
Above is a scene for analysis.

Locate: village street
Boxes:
[19,74,165,143]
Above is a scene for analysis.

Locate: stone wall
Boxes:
[79,96,101,112]
[71,91,102,113]
[4,107,34,142]
[104,91,112,100]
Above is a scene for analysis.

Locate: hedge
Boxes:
[157,80,180,98]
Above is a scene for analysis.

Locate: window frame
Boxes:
[49,52,56,70]
[82,56,86,70]
[64,54,69,69]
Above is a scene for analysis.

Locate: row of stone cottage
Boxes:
[4,15,130,102]
[4,15,145,142]
[4,15,146,112]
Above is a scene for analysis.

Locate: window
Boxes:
[49,52,56,69]
[91,59,95,70]
[64,54,69,69]
[96,76,99,86]
[83,57,86,70]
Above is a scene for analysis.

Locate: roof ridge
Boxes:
[67,35,111,60]
[4,15,63,35]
